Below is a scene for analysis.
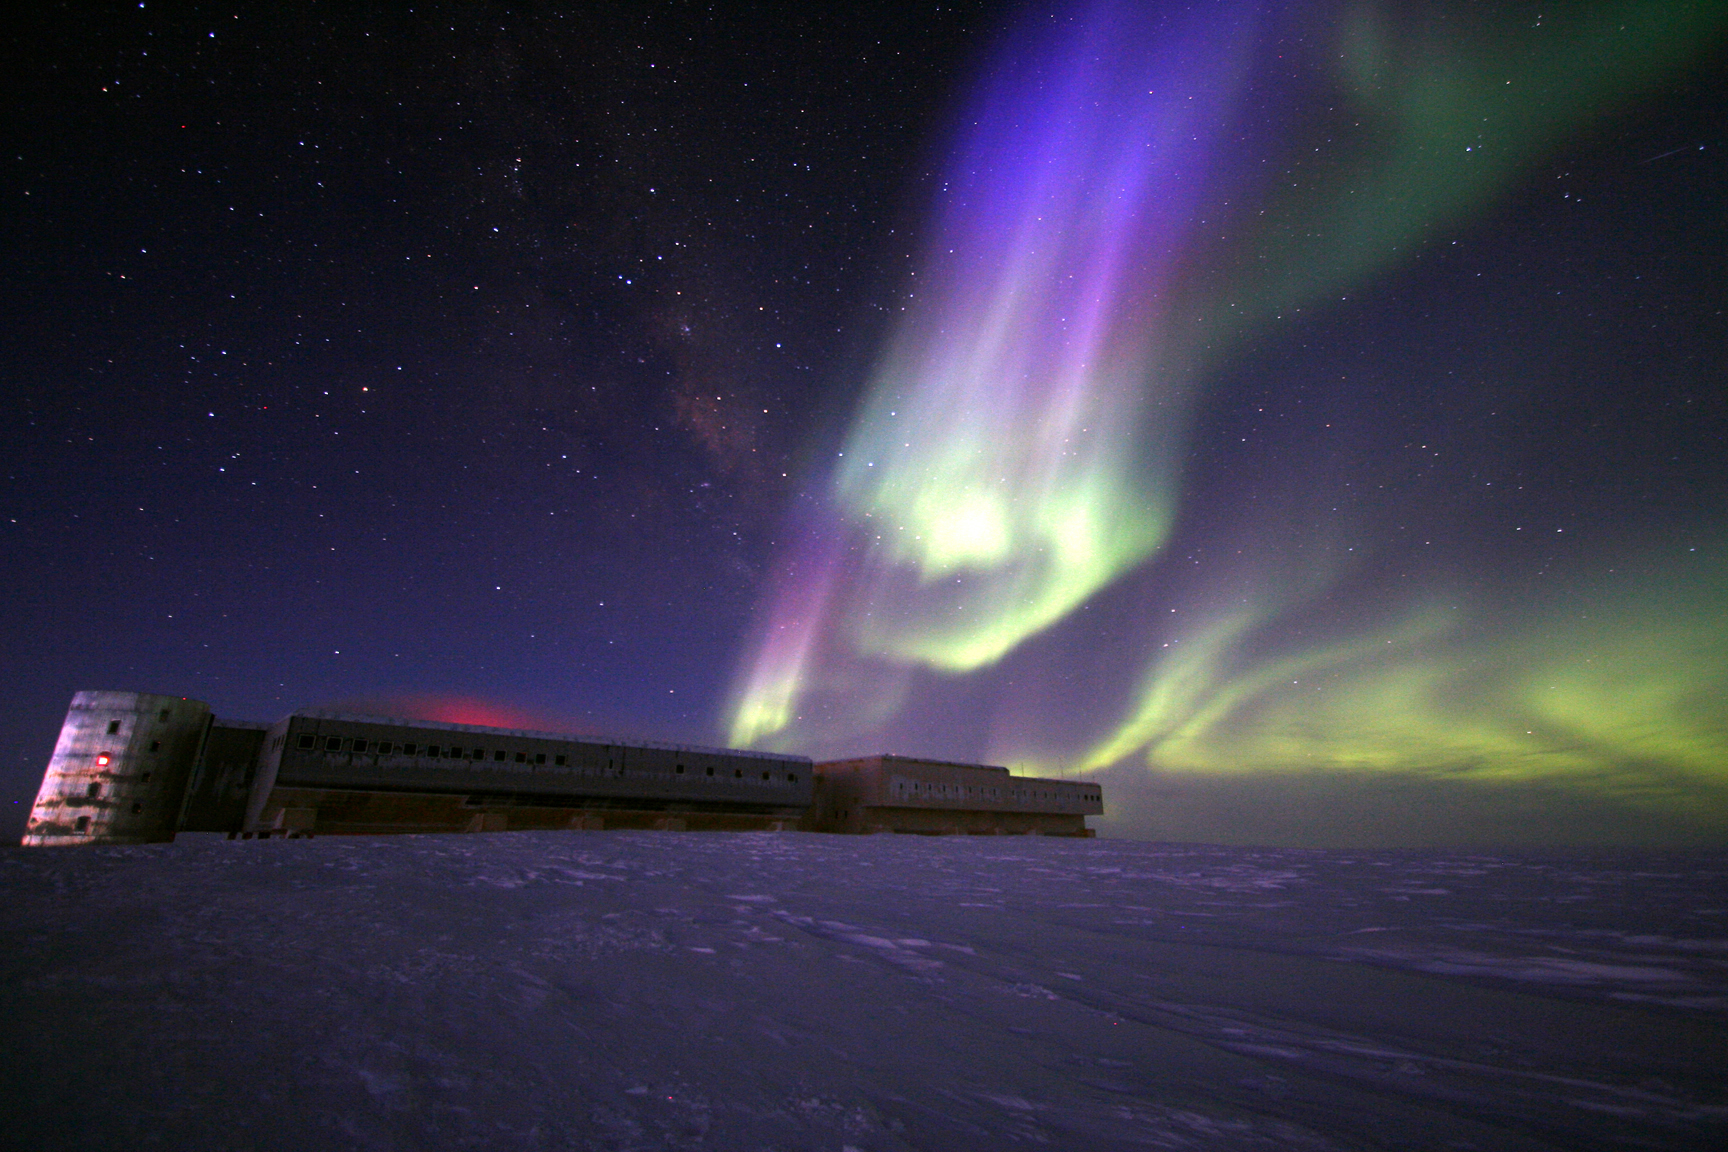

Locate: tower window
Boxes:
[376,741,394,755]
[675,764,685,774]
[148,740,161,753]
[554,755,567,767]
[324,737,342,751]
[298,734,316,750]
[494,750,507,762]
[471,748,486,759]
[75,816,90,832]
[158,708,170,722]
[86,783,101,798]
[423,745,440,758]
[534,753,546,765]
[140,772,152,783]
[107,720,121,735]
[734,768,743,778]
[95,753,111,767]
[447,747,463,758]
[705,766,714,777]
[514,751,526,763]
[131,802,144,814]
[351,739,368,754]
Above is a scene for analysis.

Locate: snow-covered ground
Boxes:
[2,833,1723,1151]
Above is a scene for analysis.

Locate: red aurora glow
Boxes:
[330,695,587,735]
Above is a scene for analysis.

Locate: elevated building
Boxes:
[243,710,811,837]
[24,691,1102,844]
[806,755,1101,837]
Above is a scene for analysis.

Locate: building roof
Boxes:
[821,753,1012,774]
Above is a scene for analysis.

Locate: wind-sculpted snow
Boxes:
[2,836,1724,1151]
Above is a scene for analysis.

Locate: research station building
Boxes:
[23,691,1103,846]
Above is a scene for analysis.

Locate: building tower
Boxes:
[22,691,211,846]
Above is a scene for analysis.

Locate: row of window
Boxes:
[102,708,173,736]
[894,780,1004,801]
[674,764,797,783]
[294,733,798,783]
[301,732,565,764]
[890,779,1100,804]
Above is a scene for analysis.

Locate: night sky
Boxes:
[4,1,1724,847]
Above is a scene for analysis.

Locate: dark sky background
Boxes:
[3,1,1724,846]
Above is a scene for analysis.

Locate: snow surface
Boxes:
[2,833,1724,1151]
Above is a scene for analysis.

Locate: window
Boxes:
[106,720,121,735]
[761,771,770,781]
[86,783,101,798]
[400,743,417,756]
[424,745,440,758]
[472,748,486,759]
[376,741,394,755]
[514,751,526,763]
[734,768,743,778]
[95,753,111,767]
[447,747,463,758]
[705,766,714,777]
[140,772,152,783]
[298,734,316,750]
[351,739,368,754]
[131,802,144,814]
[788,774,798,784]
[158,708,170,721]
[324,736,342,751]
[75,816,90,832]
[148,740,161,753]
[554,755,567,767]
[675,764,685,775]
[494,750,507,762]
[534,753,546,765]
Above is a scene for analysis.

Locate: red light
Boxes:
[95,754,111,766]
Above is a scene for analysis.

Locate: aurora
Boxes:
[727,0,1726,842]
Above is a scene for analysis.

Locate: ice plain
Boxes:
[2,832,1724,1151]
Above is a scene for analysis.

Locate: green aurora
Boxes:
[729,1,1728,843]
